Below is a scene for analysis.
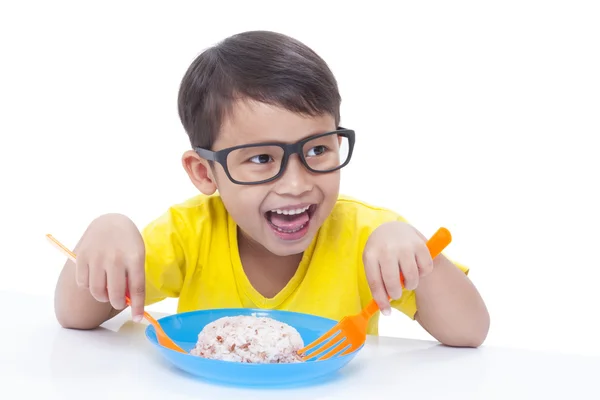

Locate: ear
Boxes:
[181,150,217,195]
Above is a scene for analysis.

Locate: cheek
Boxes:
[314,173,340,214]
[218,183,267,221]
[319,172,341,194]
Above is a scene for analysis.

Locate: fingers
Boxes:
[126,252,146,323]
[380,252,403,301]
[77,250,145,322]
[399,250,419,291]
[70,214,146,323]
[363,222,438,319]
[363,250,391,315]
[107,264,127,310]
[88,262,108,303]
[75,258,89,288]
[415,241,435,278]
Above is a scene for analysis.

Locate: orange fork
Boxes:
[297,227,452,361]
[45,234,187,354]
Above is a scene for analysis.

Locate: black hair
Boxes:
[177,30,341,149]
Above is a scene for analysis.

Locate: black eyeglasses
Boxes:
[194,128,355,185]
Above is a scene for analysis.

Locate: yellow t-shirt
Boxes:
[142,193,468,335]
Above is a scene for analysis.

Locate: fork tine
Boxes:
[301,331,344,361]
[338,344,359,357]
[315,337,351,361]
[298,325,341,355]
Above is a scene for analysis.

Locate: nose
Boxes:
[273,155,313,197]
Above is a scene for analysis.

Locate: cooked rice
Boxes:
[190,315,304,363]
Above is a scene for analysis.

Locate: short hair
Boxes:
[177,30,342,149]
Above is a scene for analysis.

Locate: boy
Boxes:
[54,30,489,347]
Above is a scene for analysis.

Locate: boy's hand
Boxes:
[363,221,434,315]
[75,213,146,322]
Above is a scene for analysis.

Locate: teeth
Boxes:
[275,224,306,233]
[270,205,310,215]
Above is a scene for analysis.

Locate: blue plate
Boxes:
[144,308,363,387]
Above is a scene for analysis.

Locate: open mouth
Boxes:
[264,204,317,238]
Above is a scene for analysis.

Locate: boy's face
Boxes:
[185,100,341,257]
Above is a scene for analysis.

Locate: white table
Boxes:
[1,291,598,399]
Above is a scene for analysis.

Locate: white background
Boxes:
[1,0,599,357]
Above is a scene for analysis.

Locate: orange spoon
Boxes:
[46,234,187,354]
[298,227,452,361]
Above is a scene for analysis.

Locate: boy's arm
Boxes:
[414,254,490,347]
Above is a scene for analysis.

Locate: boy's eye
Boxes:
[306,145,327,157]
[249,154,273,164]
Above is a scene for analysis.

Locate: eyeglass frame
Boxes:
[193,127,356,185]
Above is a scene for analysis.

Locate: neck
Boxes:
[237,230,302,275]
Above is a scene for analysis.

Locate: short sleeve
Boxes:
[391,258,469,319]
[141,207,189,306]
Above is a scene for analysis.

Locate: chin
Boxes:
[270,246,308,257]
[264,234,315,257]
